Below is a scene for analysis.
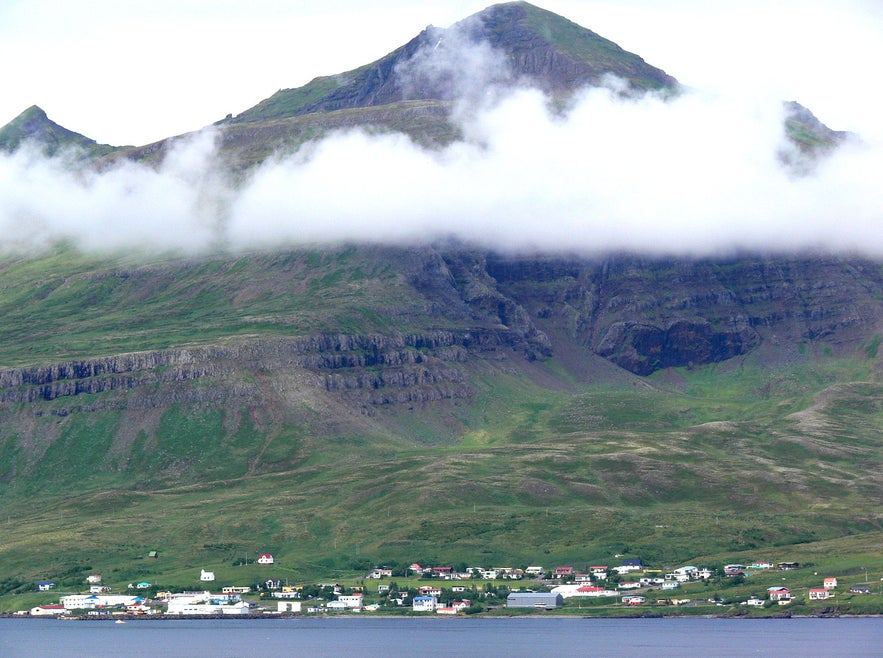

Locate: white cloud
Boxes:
[1,60,881,257]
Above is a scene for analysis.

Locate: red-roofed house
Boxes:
[257,553,275,565]
[768,587,791,602]
[823,577,837,589]
[555,566,574,579]
[30,605,67,616]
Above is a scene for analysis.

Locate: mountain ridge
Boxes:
[0,2,878,589]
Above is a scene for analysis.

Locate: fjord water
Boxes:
[2,617,880,657]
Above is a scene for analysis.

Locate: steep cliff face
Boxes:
[0,246,879,491]
[481,252,883,374]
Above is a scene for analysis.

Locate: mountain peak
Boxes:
[232,2,677,124]
[0,105,120,158]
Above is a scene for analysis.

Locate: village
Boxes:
[19,553,879,618]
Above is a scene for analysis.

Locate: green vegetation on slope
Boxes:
[0,353,879,588]
[0,245,426,366]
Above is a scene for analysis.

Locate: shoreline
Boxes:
[3,611,881,621]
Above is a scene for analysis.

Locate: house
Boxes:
[745,597,764,607]
[620,558,643,572]
[222,586,252,594]
[368,568,393,579]
[777,562,800,571]
[278,601,302,613]
[264,578,282,590]
[749,562,773,569]
[86,574,102,584]
[808,588,831,600]
[849,585,871,594]
[418,585,442,598]
[622,595,646,606]
[61,594,139,610]
[90,585,111,594]
[437,600,471,614]
[507,592,563,608]
[408,563,424,575]
[336,594,364,610]
[30,605,67,616]
[200,569,215,582]
[412,595,437,612]
[823,577,837,590]
[590,566,608,579]
[554,566,574,579]
[135,582,151,589]
[618,582,641,590]
[257,553,275,565]
[430,566,453,578]
[525,566,545,577]
[37,581,55,591]
[768,587,791,602]
[661,582,679,590]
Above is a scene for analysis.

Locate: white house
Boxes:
[525,566,545,577]
[412,595,437,612]
[200,569,215,582]
[166,592,247,615]
[336,594,364,610]
[61,594,139,610]
[278,601,302,613]
[37,581,55,591]
[86,574,102,584]
[768,587,791,602]
[823,577,838,590]
[257,553,275,565]
[30,605,67,616]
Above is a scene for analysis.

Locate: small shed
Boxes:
[506,592,563,609]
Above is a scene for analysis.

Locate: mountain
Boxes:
[231,1,677,124]
[0,2,879,594]
[0,105,121,159]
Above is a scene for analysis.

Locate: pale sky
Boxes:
[2,0,882,146]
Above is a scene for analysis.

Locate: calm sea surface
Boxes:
[1,616,880,657]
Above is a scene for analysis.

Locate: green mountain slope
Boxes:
[0,105,121,158]
[0,246,879,591]
[0,2,876,596]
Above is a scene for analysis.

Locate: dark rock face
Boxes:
[480,252,883,375]
[0,249,879,418]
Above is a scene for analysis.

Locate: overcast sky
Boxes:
[2,0,882,146]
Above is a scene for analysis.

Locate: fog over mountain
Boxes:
[1,19,880,257]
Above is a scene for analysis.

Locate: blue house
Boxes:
[38,581,56,591]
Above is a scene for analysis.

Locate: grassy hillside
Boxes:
[0,336,879,595]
